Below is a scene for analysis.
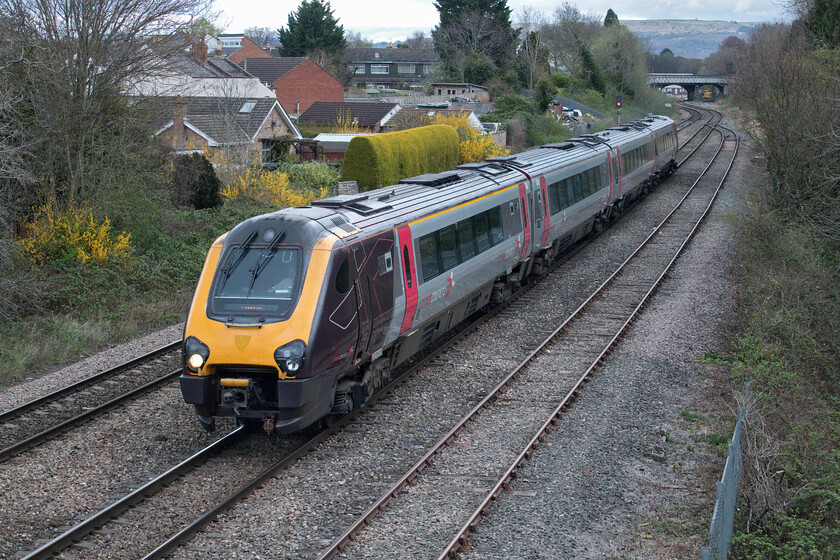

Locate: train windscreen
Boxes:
[208,240,301,321]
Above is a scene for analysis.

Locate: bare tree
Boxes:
[517,7,548,89]
[542,3,600,74]
[0,0,213,204]
[735,23,840,239]
[345,30,372,47]
[244,26,275,48]
[405,30,432,49]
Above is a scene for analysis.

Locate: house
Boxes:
[127,48,275,99]
[344,47,440,87]
[152,95,301,161]
[297,101,401,132]
[431,83,491,102]
[229,37,273,65]
[239,57,344,115]
[218,33,245,56]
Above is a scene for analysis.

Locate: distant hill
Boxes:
[624,19,759,59]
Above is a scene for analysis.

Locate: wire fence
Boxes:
[701,381,752,560]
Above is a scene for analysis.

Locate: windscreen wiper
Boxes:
[247,231,286,294]
[218,230,257,291]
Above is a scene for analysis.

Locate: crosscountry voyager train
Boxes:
[180,116,678,434]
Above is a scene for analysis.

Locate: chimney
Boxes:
[173,95,187,150]
[192,38,208,65]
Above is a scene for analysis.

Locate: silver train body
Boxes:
[180,115,678,433]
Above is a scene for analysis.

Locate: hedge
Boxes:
[341,125,459,192]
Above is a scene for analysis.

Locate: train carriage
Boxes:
[179,116,678,434]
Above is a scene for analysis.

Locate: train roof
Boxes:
[298,115,674,241]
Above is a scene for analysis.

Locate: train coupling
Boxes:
[263,417,275,435]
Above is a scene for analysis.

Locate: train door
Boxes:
[538,177,551,248]
[517,183,531,259]
[397,224,418,334]
[531,178,547,250]
[349,244,371,361]
[353,233,395,355]
[612,148,623,198]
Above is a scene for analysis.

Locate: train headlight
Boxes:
[184,336,210,374]
[274,340,306,375]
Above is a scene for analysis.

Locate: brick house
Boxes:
[153,96,301,161]
[229,37,273,65]
[297,101,401,133]
[239,57,344,115]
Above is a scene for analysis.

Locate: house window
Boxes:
[371,65,389,74]
[353,65,365,74]
[239,101,256,113]
[397,64,415,74]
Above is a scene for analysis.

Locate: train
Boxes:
[179,115,678,434]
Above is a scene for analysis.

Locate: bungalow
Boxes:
[297,101,401,133]
[152,95,301,161]
[239,57,344,115]
[431,83,491,102]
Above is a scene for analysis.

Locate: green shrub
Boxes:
[171,153,223,209]
[280,161,340,194]
[341,125,459,192]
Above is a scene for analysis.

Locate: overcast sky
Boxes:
[213,0,791,42]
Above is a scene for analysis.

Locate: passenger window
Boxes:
[439,226,457,271]
[419,234,440,281]
[475,213,490,252]
[488,207,503,245]
[572,175,584,202]
[335,258,350,294]
[403,245,412,289]
[457,219,476,260]
[581,170,591,196]
[548,181,562,215]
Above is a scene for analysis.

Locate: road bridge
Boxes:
[648,73,728,100]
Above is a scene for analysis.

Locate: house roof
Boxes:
[344,47,440,64]
[313,133,374,153]
[298,101,400,128]
[171,55,251,79]
[431,82,489,91]
[239,57,308,85]
[151,96,301,145]
[449,101,496,115]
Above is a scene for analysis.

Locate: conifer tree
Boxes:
[604,9,619,28]
[277,0,345,56]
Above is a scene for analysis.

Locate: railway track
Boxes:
[0,342,180,462]
[14,107,722,560]
[318,107,738,560]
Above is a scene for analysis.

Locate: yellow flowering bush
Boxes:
[221,166,330,207]
[431,113,509,164]
[19,202,131,265]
